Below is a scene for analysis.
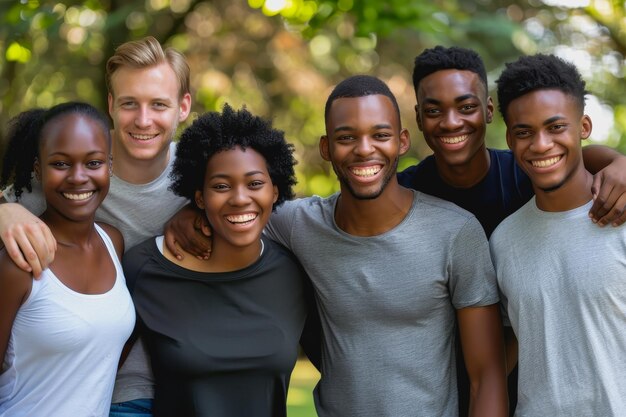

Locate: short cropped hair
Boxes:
[170,104,297,209]
[324,75,401,123]
[412,46,488,99]
[0,102,110,200]
[496,54,587,121]
[105,36,190,99]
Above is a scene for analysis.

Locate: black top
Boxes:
[123,236,313,417]
[397,148,534,238]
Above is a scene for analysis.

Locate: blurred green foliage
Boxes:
[1,0,625,197]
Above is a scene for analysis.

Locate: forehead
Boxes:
[418,69,487,100]
[327,95,398,131]
[506,89,581,124]
[40,114,109,154]
[205,146,268,173]
[109,63,180,99]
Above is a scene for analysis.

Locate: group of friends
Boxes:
[0,35,624,417]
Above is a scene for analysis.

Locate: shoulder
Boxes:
[96,222,124,258]
[415,190,476,221]
[490,200,533,243]
[0,249,32,301]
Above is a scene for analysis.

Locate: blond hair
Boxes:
[105,36,190,99]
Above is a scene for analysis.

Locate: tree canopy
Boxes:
[1,0,625,196]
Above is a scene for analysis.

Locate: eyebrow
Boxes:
[422,93,478,105]
[332,123,392,133]
[115,96,174,103]
[208,170,266,180]
[511,115,566,130]
[47,150,107,157]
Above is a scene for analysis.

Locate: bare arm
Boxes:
[0,250,32,362]
[503,326,518,376]
[582,145,626,226]
[0,202,56,278]
[163,203,211,260]
[457,304,508,417]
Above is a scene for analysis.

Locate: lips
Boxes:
[350,165,382,177]
[225,213,258,225]
[129,133,158,141]
[439,134,468,144]
[530,155,562,168]
[62,191,94,201]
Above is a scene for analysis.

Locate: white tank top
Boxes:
[0,224,135,417]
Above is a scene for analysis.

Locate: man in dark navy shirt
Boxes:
[397,45,626,416]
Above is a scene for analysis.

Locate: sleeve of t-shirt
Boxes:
[2,182,47,216]
[448,216,500,309]
[263,200,300,251]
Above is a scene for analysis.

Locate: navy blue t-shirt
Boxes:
[398,148,534,238]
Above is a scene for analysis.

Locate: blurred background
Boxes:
[1,0,626,198]
[2,1,625,414]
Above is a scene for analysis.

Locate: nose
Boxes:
[529,130,554,153]
[228,185,252,206]
[441,110,463,131]
[67,164,88,184]
[354,136,375,157]
[134,106,152,128]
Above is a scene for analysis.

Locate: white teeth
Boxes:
[130,133,157,140]
[532,156,561,168]
[351,166,381,177]
[440,135,468,144]
[226,213,257,224]
[63,192,93,201]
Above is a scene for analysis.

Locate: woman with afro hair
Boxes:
[122,104,317,417]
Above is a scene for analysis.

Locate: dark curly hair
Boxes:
[412,46,488,99]
[0,102,110,200]
[324,75,400,123]
[170,104,297,209]
[496,54,587,122]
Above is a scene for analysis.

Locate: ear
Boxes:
[194,190,205,210]
[34,158,41,181]
[108,93,114,117]
[486,96,494,124]
[399,128,411,156]
[319,135,331,161]
[415,104,423,132]
[178,93,192,123]
[272,185,278,204]
[580,114,592,140]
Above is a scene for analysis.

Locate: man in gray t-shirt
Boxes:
[491,54,626,415]
[265,75,507,416]
[0,37,192,416]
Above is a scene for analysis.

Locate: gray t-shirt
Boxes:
[490,198,626,416]
[2,142,188,404]
[264,191,499,417]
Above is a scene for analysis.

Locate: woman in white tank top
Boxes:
[0,102,135,417]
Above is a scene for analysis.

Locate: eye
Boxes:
[86,160,106,169]
[549,123,567,132]
[514,130,532,138]
[373,132,392,140]
[460,104,478,112]
[120,101,137,109]
[50,161,69,169]
[153,102,169,110]
[249,180,265,189]
[336,135,355,142]
[211,183,230,191]
[423,107,440,116]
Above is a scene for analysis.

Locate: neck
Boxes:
[334,181,414,237]
[534,167,593,212]
[40,212,98,249]
[164,238,263,273]
[435,146,490,188]
[111,142,170,184]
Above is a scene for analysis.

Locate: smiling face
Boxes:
[416,69,493,179]
[108,62,191,165]
[36,113,111,223]
[320,94,410,200]
[195,146,278,252]
[505,89,591,205]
